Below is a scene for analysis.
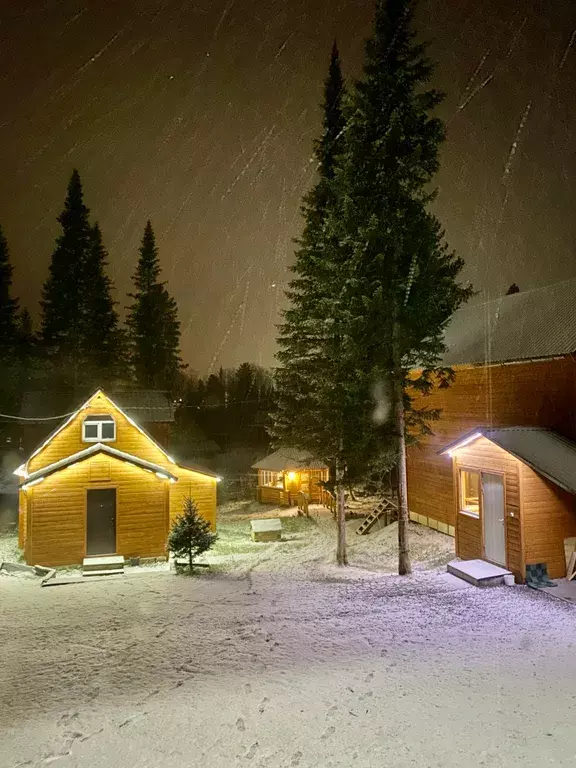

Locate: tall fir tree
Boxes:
[0,225,20,414]
[273,42,361,564]
[0,224,19,363]
[126,221,183,392]
[81,223,126,384]
[41,169,92,383]
[330,0,473,573]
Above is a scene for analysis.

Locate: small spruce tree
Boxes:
[168,496,217,572]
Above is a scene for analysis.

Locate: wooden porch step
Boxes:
[447,559,513,587]
[83,555,125,574]
[83,568,125,578]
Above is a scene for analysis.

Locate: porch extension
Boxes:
[447,559,513,587]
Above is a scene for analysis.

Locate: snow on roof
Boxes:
[252,447,328,471]
[440,427,576,494]
[21,443,179,485]
[442,278,576,366]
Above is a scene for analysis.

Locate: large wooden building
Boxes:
[253,448,329,506]
[15,389,218,566]
[407,280,576,580]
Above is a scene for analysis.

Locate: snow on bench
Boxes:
[250,518,282,542]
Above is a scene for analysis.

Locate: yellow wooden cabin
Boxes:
[253,448,329,506]
[15,389,218,566]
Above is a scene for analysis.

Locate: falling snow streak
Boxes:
[2,0,576,371]
[559,29,576,71]
[450,15,528,120]
[502,101,533,180]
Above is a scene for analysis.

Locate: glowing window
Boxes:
[459,469,480,516]
[83,414,116,443]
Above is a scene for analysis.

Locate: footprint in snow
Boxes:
[258,697,269,713]
[364,672,374,682]
[320,726,335,740]
[291,751,303,766]
[245,742,259,760]
[326,705,338,719]
[236,717,246,732]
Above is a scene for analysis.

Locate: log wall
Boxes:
[407,357,576,527]
[521,465,576,579]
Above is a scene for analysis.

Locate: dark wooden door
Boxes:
[86,488,117,555]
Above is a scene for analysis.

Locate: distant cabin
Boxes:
[15,389,218,566]
[252,448,328,506]
[408,279,576,581]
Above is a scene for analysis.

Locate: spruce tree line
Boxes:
[0,170,184,409]
[273,0,473,571]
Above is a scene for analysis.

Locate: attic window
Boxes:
[83,414,116,443]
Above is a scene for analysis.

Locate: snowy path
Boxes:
[2,569,576,767]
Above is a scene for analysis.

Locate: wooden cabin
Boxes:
[253,448,329,506]
[440,428,576,581]
[18,389,175,455]
[15,389,218,566]
[406,279,576,579]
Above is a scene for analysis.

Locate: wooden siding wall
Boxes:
[169,467,217,530]
[26,454,170,566]
[407,357,576,527]
[453,437,523,579]
[257,486,287,505]
[521,465,576,579]
[28,392,170,474]
[18,491,27,549]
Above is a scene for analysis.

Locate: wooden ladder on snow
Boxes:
[356,498,398,535]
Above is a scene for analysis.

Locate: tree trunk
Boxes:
[335,484,348,566]
[392,320,412,576]
[188,546,194,573]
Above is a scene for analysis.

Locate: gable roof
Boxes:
[20,389,174,422]
[252,447,328,471]
[23,389,178,470]
[440,427,576,495]
[21,443,179,487]
[442,278,576,367]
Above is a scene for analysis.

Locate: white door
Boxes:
[482,473,506,566]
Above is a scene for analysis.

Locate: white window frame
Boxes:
[83,415,116,443]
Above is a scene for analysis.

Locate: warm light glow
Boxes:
[13,464,28,478]
[216,476,222,483]
[447,431,483,456]
[287,471,296,481]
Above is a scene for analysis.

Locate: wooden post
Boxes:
[393,318,412,576]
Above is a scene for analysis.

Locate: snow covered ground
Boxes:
[2,506,576,767]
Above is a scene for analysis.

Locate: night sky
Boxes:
[1,1,575,373]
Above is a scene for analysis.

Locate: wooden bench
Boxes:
[251,518,282,542]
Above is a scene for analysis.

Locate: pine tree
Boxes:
[331,0,473,574]
[81,223,126,384]
[0,225,20,414]
[168,496,217,572]
[0,224,19,363]
[41,169,92,382]
[126,221,184,392]
[273,42,364,564]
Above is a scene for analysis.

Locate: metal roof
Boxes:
[440,427,576,494]
[20,389,174,423]
[442,279,576,366]
[23,443,179,485]
[252,447,328,471]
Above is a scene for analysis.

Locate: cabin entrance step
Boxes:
[447,559,513,587]
[83,555,125,577]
